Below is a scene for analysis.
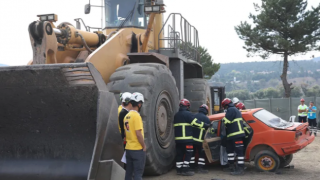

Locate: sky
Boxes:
[1,0,320,66]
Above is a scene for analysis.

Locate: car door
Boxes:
[203,120,221,163]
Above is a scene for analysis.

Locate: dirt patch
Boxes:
[144,137,320,180]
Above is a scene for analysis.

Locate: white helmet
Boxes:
[130,92,144,103]
[120,92,132,103]
[232,97,240,104]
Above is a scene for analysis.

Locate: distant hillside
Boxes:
[211,59,320,92]
[215,59,320,76]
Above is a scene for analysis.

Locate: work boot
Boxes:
[197,165,208,174]
[176,168,182,175]
[181,167,195,176]
[189,164,196,172]
[230,166,244,176]
[223,164,235,172]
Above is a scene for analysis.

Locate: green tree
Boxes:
[235,0,320,97]
[254,89,265,99]
[304,85,320,96]
[279,86,302,97]
[198,46,220,79]
[291,86,303,97]
[264,87,281,98]
[226,89,251,100]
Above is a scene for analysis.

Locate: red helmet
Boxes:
[221,98,232,107]
[300,98,305,102]
[199,104,209,111]
[179,99,190,107]
[236,102,245,110]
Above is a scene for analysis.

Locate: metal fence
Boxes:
[243,97,320,127]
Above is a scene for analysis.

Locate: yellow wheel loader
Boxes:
[0,0,212,179]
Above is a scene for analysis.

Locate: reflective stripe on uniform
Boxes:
[193,127,205,142]
[223,117,231,124]
[198,162,205,165]
[238,161,244,164]
[227,118,245,138]
[244,127,250,134]
[199,158,205,161]
[175,136,193,140]
[191,118,204,128]
[174,123,193,140]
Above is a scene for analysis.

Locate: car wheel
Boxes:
[254,150,280,172]
[279,154,293,168]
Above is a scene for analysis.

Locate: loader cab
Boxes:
[104,0,147,29]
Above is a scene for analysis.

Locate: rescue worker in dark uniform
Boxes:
[221,98,246,175]
[174,99,210,176]
[190,104,211,174]
[236,102,246,110]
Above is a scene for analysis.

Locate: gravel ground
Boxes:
[144,136,320,180]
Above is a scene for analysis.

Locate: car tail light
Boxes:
[306,127,310,135]
[295,131,302,140]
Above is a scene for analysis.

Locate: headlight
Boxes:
[152,6,160,12]
[37,14,57,22]
[48,15,54,20]
[144,6,152,12]
[40,15,47,21]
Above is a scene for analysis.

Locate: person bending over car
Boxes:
[221,98,246,175]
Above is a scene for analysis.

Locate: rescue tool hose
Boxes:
[106,31,117,41]
[75,31,93,53]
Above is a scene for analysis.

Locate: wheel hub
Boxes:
[261,157,273,167]
[157,105,168,135]
[155,91,173,149]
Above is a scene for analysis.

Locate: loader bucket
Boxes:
[0,63,125,180]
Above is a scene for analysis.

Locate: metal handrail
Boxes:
[158,13,200,62]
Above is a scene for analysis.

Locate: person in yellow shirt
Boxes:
[124,92,146,180]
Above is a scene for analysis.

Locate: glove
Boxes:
[204,123,210,130]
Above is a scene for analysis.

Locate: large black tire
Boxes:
[184,78,212,114]
[279,154,293,168]
[254,150,280,172]
[107,63,179,175]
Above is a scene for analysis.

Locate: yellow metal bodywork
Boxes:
[29,13,164,85]
[67,25,100,46]
[86,29,133,83]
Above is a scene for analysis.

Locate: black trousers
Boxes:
[308,118,317,127]
[125,149,146,180]
[190,143,206,168]
[308,118,318,134]
[298,116,307,123]
[176,142,193,170]
[226,138,245,167]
